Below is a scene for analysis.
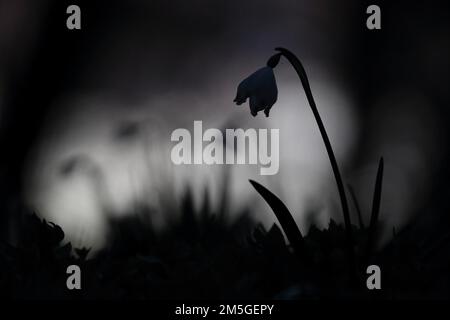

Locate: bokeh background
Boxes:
[0,0,449,250]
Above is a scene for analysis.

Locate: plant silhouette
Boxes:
[234,48,390,281]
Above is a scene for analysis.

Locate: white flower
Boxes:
[233,66,278,117]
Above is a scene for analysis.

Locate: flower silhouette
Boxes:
[234,48,357,267]
[233,65,278,117]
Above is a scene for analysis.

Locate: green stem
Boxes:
[274,47,355,254]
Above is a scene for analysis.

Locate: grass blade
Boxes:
[347,184,364,229]
[366,157,384,262]
[249,179,306,259]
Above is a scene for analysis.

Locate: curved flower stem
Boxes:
[275,47,355,259]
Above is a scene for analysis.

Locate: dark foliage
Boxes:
[0,187,449,299]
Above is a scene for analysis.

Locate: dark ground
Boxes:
[1,186,449,300]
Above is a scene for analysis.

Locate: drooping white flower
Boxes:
[233,66,278,117]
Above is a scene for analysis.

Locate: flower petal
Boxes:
[234,66,278,116]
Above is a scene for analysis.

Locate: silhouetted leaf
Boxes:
[366,157,384,263]
[249,179,307,261]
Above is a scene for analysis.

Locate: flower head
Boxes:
[233,54,281,117]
